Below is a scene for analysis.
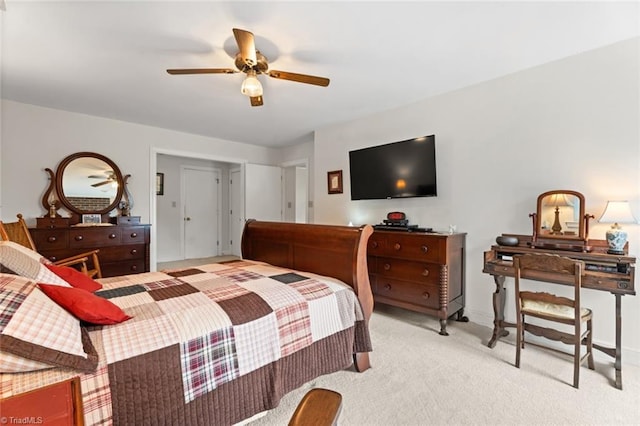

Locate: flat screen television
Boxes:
[349,135,437,200]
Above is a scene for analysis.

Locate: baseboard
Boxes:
[463,308,640,367]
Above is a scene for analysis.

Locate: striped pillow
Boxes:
[0,273,98,373]
[0,241,68,285]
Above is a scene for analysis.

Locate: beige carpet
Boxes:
[157,255,239,270]
[250,304,640,425]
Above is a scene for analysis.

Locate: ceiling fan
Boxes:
[89,173,116,188]
[167,28,330,107]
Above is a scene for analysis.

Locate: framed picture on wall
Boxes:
[327,170,343,194]
[156,173,164,196]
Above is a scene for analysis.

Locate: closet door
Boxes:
[183,167,220,259]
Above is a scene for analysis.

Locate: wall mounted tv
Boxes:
[349,135,437,200]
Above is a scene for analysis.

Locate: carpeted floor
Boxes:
[157,255,239,270]
[250,304,640,425]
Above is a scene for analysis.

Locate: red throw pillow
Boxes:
[38,284,132,325]
[45,263,102,292]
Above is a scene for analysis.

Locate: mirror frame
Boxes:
[535,189,586,241]
[54,152,125,216]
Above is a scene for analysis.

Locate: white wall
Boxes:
[313,38,640,363]
[0,100,280,265]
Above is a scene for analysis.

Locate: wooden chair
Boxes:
[0,214,102,278]
[288,388,342,426]
[514,253,594,388]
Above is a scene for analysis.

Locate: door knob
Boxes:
[184,217,191,221]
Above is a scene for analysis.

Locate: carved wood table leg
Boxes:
[592,293,624,390]
[488,274,508,348]
[615,293,623,390]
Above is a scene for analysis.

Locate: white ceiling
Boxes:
[2,1,639,148]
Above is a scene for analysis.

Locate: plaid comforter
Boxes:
[2,259,371,425]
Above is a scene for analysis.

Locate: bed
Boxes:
[0,220,374,425]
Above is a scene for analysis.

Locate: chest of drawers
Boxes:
[367,230,467,335]
[31,224,151,277]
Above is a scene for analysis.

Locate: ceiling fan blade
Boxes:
[233,28,258,68]
[267,70,330,87]
[250,96,264,107]
[167,68,237,75]
[91,180,111,188]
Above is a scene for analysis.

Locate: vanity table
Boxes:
[35,152,151,278]
[482,190,636,389]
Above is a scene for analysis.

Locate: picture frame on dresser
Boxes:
[81,213,101,224]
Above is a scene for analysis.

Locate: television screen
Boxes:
[349,135,437,200]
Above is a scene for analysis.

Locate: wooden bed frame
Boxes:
[241,219,374,371]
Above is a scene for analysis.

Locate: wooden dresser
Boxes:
[31,218,150,278]
[367,229,466,335]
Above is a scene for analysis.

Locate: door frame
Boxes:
[281,158,309,224]
[150,148,246,271]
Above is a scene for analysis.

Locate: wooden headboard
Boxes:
[241,220,374,371]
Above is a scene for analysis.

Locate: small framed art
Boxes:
[327,170,343,194]
[156,173,164,196]
[82,213,102,224]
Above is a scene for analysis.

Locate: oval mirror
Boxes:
[535,190,585,240]
[55,152,124,216]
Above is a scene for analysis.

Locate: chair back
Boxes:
[514,253,585,323]
[0,214,37,250]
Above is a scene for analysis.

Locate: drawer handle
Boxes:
[75,235,83,241]
[371,241,378,249]
[394,243,401,251]
[384,263,391,271]
[47,236,57,243]
[422,269,429,276]
[130,249,138,255]
[421,245,428,253]
[422,292,430,299]
[131,265,138,271]
[384,284,391,291]
[109,233,117,239]
[130,232,138,238]
[49,256,57,262]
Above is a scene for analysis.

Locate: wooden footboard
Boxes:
[241,220,374,371]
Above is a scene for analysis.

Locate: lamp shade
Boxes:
[241,71,263,97]
[545,193,573,207]
[598,201,637,224]
[598,201,637,255]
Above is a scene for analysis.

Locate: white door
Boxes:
[229,168,242,256]
[245,163,282,222]
[183,167,220,259]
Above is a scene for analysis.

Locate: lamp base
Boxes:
[605,228,627,256]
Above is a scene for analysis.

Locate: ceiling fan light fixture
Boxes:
[241,70,263,97]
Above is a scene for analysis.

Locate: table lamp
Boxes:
[546,193,573,235]
[598,200,637,254]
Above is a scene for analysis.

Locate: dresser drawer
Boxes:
[69,227,121,248]
[121,226,148,244]
[373,277,440,310]
[369,232,445,263]
[99,244,146,262]
[374,257,440,285]
[102,259,146,277]
[32,229,69,250]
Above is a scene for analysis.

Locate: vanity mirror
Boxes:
[42,152,130,222]
[530,189,594,250]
